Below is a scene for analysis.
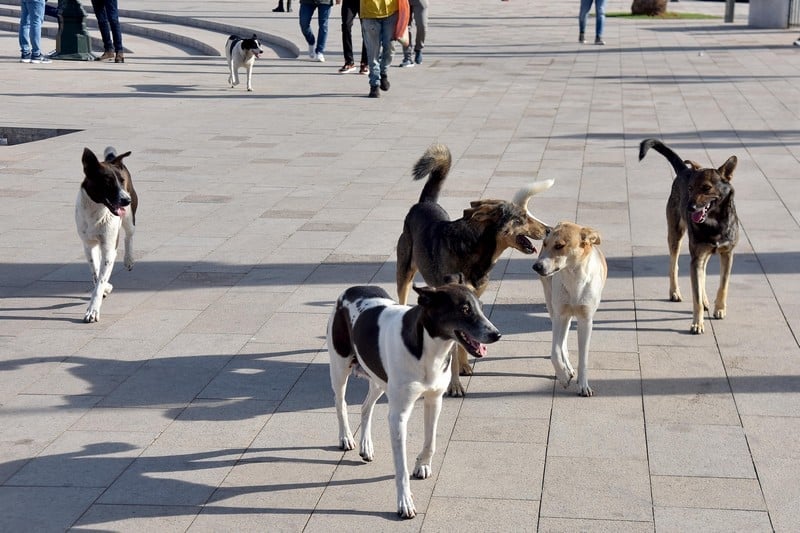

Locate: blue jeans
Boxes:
[579,0,606,38]
[362,14,396,87]
[91,0,124,53]
[299,3,332,55]
[19,0,46,58]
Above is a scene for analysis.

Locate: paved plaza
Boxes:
[1,0,799,530]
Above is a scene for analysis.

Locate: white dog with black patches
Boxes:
[327,279,501,519]
[75,147,137,323]
[225,34,263,92]
[533,222,606,397]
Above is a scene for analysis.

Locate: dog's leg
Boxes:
[388,394,416,519]
[576,316,594,397]
[413,391,442,479]
[229,61,239,87]
[667,222,685,302]
[714,249,734,319]
[359,380,384,462]
[329,354,356,451]
[245,63,253,92]
[84,244,117,323]
[550,313,574,388]
[446,350,466,397]
[689,250,711,334]
[122,213,135,271]
[395,232,415,305]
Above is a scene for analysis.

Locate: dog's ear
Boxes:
[464,203,502,224]
[684,159,702,170]
[413,284,435,306]
[111,151,132,167]
[442,273,465,286]
[580,226,601,246]
[82,147,99,173]
[718,155,737,181]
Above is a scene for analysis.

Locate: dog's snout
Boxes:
[532,262,545,274]
[488,329,501,343]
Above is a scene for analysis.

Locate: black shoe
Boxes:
[368,85,380,98]
[272,6,284,12]
[380,74,390,91]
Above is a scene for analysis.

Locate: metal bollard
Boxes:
[51,0,96,60]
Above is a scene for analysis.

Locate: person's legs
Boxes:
[316,3,331,56]
[18,0,32,59]
[412,0,427,54]
[578,0,593,39]
[378,13,396,78]
[299,3,316,57]
[91,0,113,52]
[361,17,381,89]
[105,0,123,52]
[27,0,45,58]
[594,0,606,41]
[341,0,357,65]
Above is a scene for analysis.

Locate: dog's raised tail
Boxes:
[639,138,688,176]
[413,144,452,203]
[513,179,555,220]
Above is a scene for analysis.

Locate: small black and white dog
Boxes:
[327,278,501,518]
[225,34,263,92]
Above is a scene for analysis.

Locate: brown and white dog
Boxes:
[639,138,739,334]
[226,34,263,92]
[396,143,553,396]
[533,222,607,397]
[75,147,137,323]
[327,279,501,518]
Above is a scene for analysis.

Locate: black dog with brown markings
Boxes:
[396,144,553,395]
[639,138,739,334]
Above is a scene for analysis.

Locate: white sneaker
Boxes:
[400,58,414,68]
[315,52,325,62]
[308,43,315,59]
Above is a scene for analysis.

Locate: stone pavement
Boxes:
[1,0,799,530]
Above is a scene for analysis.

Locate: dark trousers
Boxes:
[341,0,366,65]
[91,0,123,52]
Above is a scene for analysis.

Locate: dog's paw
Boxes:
[459,363,473,376]
[339,434,355,451]
[690,321,705,334]
[84,308,99,323]
[413,462,432,479]
[397,493,416,519]
[247,87,253,92]
[670,290,682,302]
[446,379,466,398]
[713,307,726,320]
[554,367,575,389]
[124,256,134,271]
[359,439,374,462]
[102,282,113,298]
[578,384,594,397]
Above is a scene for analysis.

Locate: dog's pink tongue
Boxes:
[118,206,127,216]
[478,343,487,357]
[691,209,704,223]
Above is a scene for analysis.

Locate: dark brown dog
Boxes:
[396,144,553,395]
[639,138,739,334]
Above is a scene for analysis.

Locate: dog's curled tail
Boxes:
[103,146,118,162]
[639,138,688,176]
[413,144,452,204]
[512,179,555,218]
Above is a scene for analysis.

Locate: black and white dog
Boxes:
[75,147,137,323]
[225,34,263,92]
[327,279,501,519]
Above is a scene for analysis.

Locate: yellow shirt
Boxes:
[360,0,399,19]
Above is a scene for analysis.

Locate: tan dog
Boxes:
[533,222,606,397]
[396,144,553,396]
[639,139,739,334]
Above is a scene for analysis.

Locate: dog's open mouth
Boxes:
[515,235,536,254]
[456,330,488,358]
[106,203,127,217]
[690,202,711,224]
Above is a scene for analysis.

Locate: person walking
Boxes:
[18,0,50,63]
[299,0,338,63]
[339,0,367,73]
[360,0,398,98]
[399,0,427,67]
[91,0,125,62]
[578,0,606,45]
